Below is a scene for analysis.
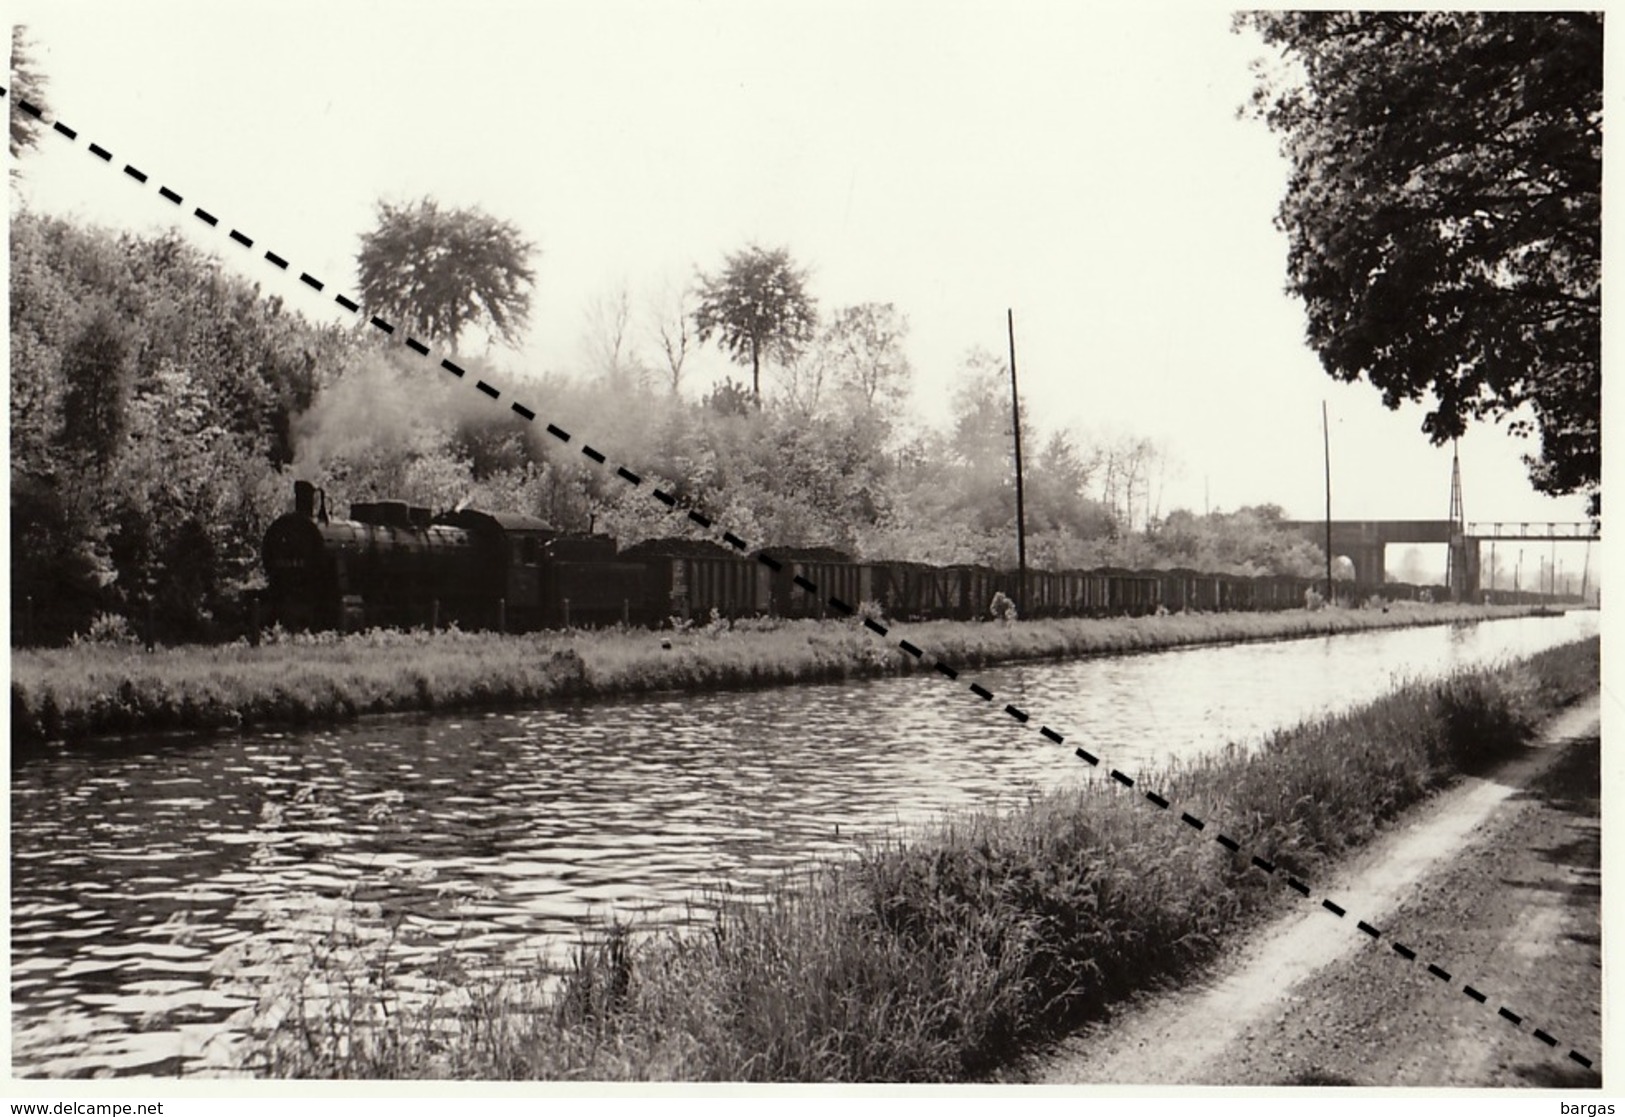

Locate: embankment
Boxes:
[239,636,1599,1081]
[10,602,1554,748]
[1033,698,1603,1086]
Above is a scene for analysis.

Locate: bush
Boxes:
[69,612,141,647]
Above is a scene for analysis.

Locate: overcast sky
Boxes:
[6,1,1607,572]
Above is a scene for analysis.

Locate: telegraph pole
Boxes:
[1008,309,1028,618]
[1323,402,1333,603]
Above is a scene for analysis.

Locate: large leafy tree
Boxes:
[355,198,537,354]
[1239,12,1601,515]
[692,244,817,406]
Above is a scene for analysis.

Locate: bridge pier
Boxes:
[1447,534,1485,601]
[1348,543,1385,591]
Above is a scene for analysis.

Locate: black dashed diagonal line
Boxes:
[8,86,1594,1073]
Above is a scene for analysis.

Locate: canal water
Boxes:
[10,612,1598,1076]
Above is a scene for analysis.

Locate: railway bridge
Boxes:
[1279,519,1600,600]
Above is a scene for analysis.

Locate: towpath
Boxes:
[1032,694,1604,1088]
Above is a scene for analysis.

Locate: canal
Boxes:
[9,611,1599,1076]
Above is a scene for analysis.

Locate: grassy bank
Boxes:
[11,602,1555,748]
[235,637,1599,1081]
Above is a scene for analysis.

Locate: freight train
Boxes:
[261,482,1453,633]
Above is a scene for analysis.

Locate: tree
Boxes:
[779,340,834,419]
[1148,504,1324,578]
[355,198,536,354]
[950,346,1023,474]
[1092,432,1163,535]
[9,211,351,642]
[692,244,817,407]
[824,302,912,413]
[1028,431,1101,535]
[59,304,135,476]
[580,281,648,391]
[451,411,541,481]
[645,276,694,395]
[9,26,49,174]
[702,376,756,418]
[1239,12,1601,515]
[945,347,1028,538]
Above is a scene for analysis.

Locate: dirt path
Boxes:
[1032,695,1603,1088]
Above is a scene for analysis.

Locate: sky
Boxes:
[5,0,1609,582]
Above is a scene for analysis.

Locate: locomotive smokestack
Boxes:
[295,480,315,518]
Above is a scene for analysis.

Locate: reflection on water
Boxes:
[10,613,1597,1076]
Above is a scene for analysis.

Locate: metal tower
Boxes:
[1445,442,1466,601]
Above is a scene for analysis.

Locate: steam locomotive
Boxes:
[262,481,647,631]
[260,481,1435,633]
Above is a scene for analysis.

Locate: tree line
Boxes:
[8,207,1324,645]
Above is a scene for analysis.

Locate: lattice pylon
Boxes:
[1445,441,1465,601]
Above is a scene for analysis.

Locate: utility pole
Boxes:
[1581,539,1591,604]
[1323,401,1333,603]
[1007,309,1027,619]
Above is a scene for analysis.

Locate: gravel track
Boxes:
[1031,695,1603,1088]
